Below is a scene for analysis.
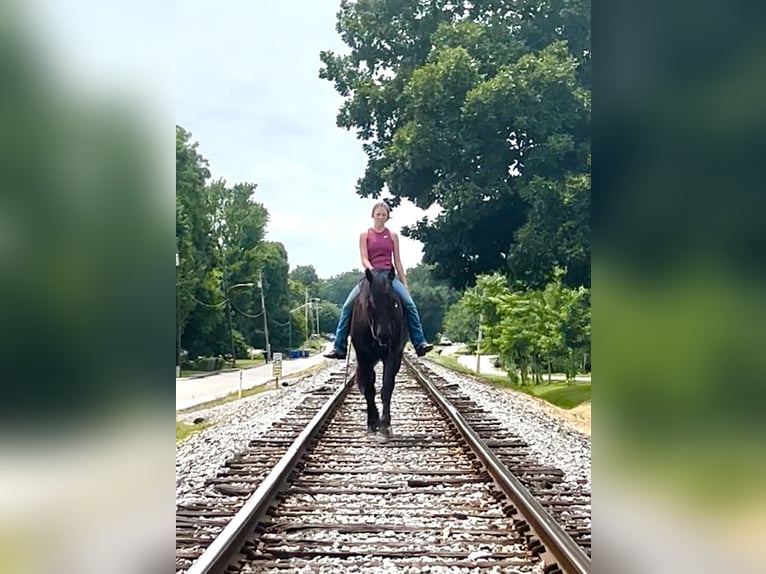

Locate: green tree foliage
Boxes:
[287,278,308,314]
[176,127,312,360]
[442,299,479,345]
[318,269,364,307]
[208,178,270,356]
[256,242,292,352]
[289,265,321,295]
[407,263,460,341]
[176,126,214,357]
[316,301,341,335]
[321,0,590,290]
[463,270,589,384]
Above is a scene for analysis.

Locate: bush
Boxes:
[188,356,225,371]
[231,330,250,359]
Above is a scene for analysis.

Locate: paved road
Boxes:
[176,344,332,411]
[449,348,591,383]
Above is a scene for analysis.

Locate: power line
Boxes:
[230,299,263,318]
[186,291,227,308]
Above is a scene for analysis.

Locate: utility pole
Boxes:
[314,298,320,337]
[475,313,483,375]
[259,270,271,362]
[221,271,237,368]
[304,288,309,341]
[176,252,181,378]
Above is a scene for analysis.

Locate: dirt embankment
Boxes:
[505,388,591,436]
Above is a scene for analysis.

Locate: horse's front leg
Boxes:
[357,362,379,434]
[379,357,401,440]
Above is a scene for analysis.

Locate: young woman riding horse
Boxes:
[323,201,433,360]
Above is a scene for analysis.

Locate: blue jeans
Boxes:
[332,277,426,353]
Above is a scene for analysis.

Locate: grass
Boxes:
[427,351,590,409]
[232,358,266,368]
[176,419,211,443]
[179,369,209,378]
[513,382,591,408]
[177,357,269,379]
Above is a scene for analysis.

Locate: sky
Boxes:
[176,1,441,279]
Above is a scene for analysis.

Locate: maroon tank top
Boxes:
[367,227,394,269]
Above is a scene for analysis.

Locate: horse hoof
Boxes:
[379,426,392,442]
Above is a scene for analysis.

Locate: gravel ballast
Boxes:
[176,360,591,505]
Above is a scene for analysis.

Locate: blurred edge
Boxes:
[0,1,174,573]
[596,0,766,572]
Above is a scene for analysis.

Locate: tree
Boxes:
[176,132,284,361]
[319,270,363,307]
[462,270,590,384]
[176,126,213,354]
[256,242,292,352]
[407,263,460,341]
[316,301,341,335]
[321,1,590,290]
[207,178,269,355]
[442,299,479,345]
[289,265,321,294]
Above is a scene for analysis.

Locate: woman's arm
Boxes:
[391,232,408,289]
[359,231,374,270]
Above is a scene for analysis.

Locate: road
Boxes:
[176,343,332,411]
[442,344,591,382]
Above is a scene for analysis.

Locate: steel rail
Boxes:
[405,356,591,574]
[186,373,356,574]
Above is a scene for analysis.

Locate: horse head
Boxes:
[352,267,407,439]
[364,268,401,348]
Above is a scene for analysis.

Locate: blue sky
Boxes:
[176,1,440,279]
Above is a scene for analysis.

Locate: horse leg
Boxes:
[379,358,400,440]
[357,362,379,434]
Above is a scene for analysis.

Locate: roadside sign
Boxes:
[272,352,283,382]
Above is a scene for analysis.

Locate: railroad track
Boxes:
[176,357,591,574]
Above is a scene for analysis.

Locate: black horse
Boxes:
[350,268,408,440]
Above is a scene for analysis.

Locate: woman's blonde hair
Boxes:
[370,201,391,218]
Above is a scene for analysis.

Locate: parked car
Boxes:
[439,337,453,345]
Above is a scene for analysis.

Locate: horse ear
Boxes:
[365,268,374,282]
[388,268,395,281]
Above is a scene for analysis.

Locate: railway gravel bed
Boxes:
[176,365,348,571]
[176,357,591,573]
[237,371,546,574]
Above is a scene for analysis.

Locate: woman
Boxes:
[324,201,434,359]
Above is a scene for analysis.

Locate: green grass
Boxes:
[176,419,211,443]
[233,358,266,368]
[513,382,591,408]
[304,338,327,353]
[179,369,208,378]
[427,352,590,409]
[177,357,268,379]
